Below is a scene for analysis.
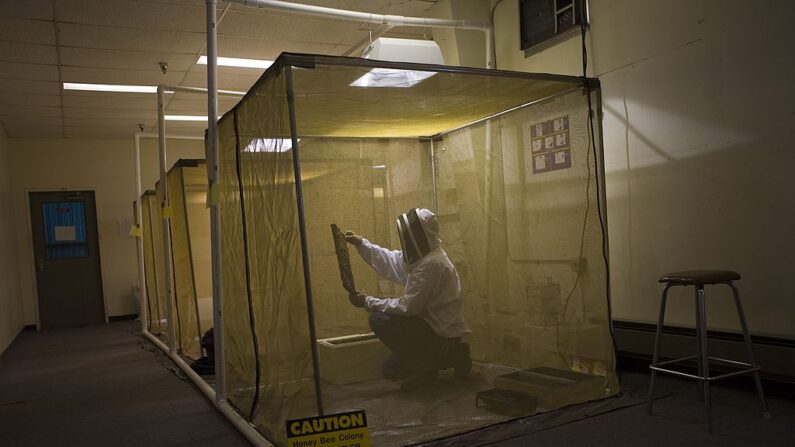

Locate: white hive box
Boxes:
[317,333,391,385]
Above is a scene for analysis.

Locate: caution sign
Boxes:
[286,410,371,447]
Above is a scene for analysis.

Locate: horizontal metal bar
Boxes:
[650,366,704,381]
[432,86,581,139]
[652,355,698,367]
[708,356,753,367]
[160,84,245,96]
[708,367,761,382]
[231,0,491,30]
[136,132,205,140]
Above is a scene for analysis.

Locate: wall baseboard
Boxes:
[614,320,795,399]
[109,314,138,322]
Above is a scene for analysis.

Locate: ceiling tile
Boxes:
[63,125,139,137]
[0,115,63,127]
[0,17,56,45]
[57,0,206,32]
[0,42,58,65]
[0,105,61,117]
[61,66,186,85]
[63,116,146,128]
[4,124,64,137]
[62,93,157,110]
[181,66,260,91]
[220,10,360,46]
[0,79,60,95]
[0,0,53,20]
[218,36,337,61]
[62,107,155,120]
[60,47,197,72]
[0,93,61,107]
[58,23,203,53]
[0,62,60,82]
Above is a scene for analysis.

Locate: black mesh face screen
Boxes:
[397,214,420,265]
[407,209,430,256]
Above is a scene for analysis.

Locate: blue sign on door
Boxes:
[43,201,88,259]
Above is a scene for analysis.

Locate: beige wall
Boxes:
[488,0,795,338]
[9,137,204,326]
[0,125,23,354]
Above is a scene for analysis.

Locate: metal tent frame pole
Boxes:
[133,131,205,337]
[154,81,242,390]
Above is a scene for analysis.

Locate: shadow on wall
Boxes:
[602,102,794,338]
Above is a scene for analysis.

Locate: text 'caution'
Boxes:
[285,410,370,447]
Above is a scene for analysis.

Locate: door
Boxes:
[29,191,105,329]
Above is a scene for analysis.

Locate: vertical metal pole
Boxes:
[206,0,226,401]
[647,284,670,415]
[158,85,177,355]
[485,26,495,69]
[728,283,772,420]
[134,133,148,333]
[696,285,712,433]
[695,286,704,401]
[285,65,324,416]
[430,139,438,213]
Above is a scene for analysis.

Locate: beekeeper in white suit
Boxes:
[345,208,471,388]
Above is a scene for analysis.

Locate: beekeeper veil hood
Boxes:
[396,208,440,266]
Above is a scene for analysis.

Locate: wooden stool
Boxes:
[647,270,772,432]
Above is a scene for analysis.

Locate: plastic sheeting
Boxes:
[217,53,617,446]
[165,160,212,360]
[141,191,164,336]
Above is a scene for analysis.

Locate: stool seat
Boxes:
[658,270,741,285]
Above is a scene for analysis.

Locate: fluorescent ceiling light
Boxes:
[244,138,298,153]
[197,56,274,69]
[372,165,386,169]
[350,68,436,88]
[63,82,157,93]
[165,115,221,122]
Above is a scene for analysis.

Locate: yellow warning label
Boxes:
[161,206,173,219]
[285,410,371,447]
[129,225,143,237]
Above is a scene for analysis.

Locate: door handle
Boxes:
[36,258,44,271]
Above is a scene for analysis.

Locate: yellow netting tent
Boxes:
[217,53,617,446]
[158,159,213,360]
[141,190,167,337]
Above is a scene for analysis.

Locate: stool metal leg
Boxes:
[647,284,672,415]
[728,282,772,420]
[695,286,704,401]
[696,285,712,433]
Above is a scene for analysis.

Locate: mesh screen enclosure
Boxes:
[216,53,617,446]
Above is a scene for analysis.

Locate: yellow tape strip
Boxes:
[161,206,173,219]
[129,225,143,237]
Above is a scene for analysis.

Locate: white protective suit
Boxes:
[356,238,470,339]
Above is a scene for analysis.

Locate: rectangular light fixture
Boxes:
[197,56,274,69]
[63,82,158,93]
[350,68,436,88]
[244,138,298,153]
[372,165,386,169]
[164,115,222,122]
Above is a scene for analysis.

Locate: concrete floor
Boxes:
[0,321,248,447]
[1,321,793,446]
